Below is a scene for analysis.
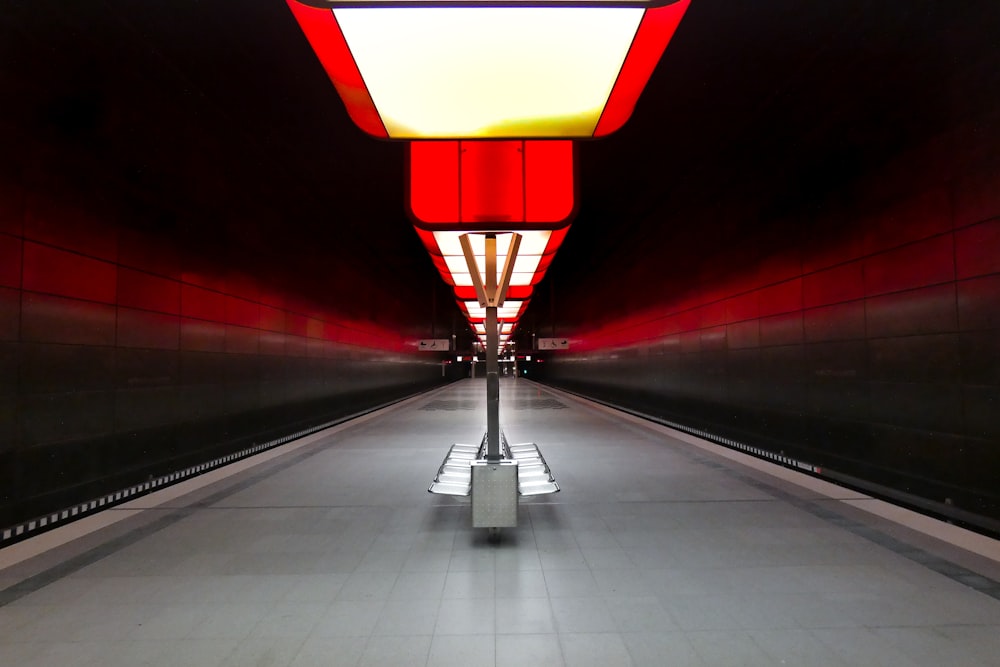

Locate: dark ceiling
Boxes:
[3,1,998,338]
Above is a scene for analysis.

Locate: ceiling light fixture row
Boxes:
[286,0,690,348]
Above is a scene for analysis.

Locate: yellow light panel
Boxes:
[334,7,644,138]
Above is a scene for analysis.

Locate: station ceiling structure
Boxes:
[4,0,990,351]
[285,0,690,350]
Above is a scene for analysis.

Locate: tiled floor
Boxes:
[2,378,1000,666]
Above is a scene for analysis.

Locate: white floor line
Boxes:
[0,386,448,572]
[543,383,1000,565]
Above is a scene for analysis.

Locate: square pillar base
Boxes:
[471,460,518,528]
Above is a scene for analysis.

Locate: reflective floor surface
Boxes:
[2,378,999,666]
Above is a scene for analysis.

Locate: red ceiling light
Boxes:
[407,140,574,324]
[408,140,575,225]
[286,0,690,351]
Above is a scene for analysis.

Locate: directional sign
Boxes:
[418,339,451,351]
[537,338,569,350]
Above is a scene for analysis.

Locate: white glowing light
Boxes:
[334,7,644,137]
[464,300,523,319]
[433,231,551,257]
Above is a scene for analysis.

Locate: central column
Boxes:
[484,234,501,460]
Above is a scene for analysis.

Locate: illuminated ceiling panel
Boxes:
[286,0,690,139]
[463,300,525,320]
[475,323,514,335]
[409,140,574,224]
[433,231,551,257]
[334,7,642,138]
[284,0,691,344]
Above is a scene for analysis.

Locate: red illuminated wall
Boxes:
[535,119,1000,532]
[0,167,448,530]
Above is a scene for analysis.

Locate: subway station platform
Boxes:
[2,379,999,666]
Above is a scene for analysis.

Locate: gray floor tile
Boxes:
[495,597,556,634]
[289,636,366,667]
[686,630,772,666]
[551,597,618,633]
[748,628,851,666]
[623,631,703,667]
[811,627,923,666]
[873,626,996,667]
[606,596,679,633]
[496,633,564,667]
[426,634,495,667]
[442,570,495,599]
[543,568,601,597]
[435,598,495,636]
[559,633,632,667]
[3,379,999,667]
[388,571,447,600]
[252,601,326,638]
[219,636,305,667]
[311,600,384,637]
[494,569,548,598]
[335,571,398,601]
[358,635,432,667]
[373,599,440,636]
[187,603,270,639]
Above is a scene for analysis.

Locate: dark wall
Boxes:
[0,1,470,532]
[0,172,451,529]
[527,4,1000,533]
[534,125,1000,530]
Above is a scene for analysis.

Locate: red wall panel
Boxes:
[724,291,759,323]
[117,269,180,315]
[22,242,117,304]
[181,284,226,321]
[24,197,118,262]
[803,261,865,308]
[0,234,21,289]
[225,272,260,303]
[117,229,180,279]
[758,278,802,317]
[863,235,955,296]
[259,305,285,333]
[698,301,727,328]
[955,219,1000,279]
[225,296,259,328]
[285,313,308,337]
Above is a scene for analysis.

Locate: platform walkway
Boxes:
[1,378,999,666]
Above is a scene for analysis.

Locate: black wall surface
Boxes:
[524,3,1000,534]
[3,1,999,537]
[0,1,469,532]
